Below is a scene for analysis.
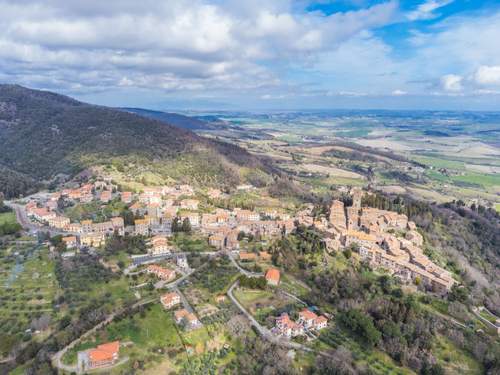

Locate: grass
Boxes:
[172,233,212,253]
[280,273,310,298]
[0,211,17,225]
[433,335,483,374]
[413,156,465,170]
[451,172,500,188]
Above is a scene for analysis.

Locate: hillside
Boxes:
[121,107,213,130]
[0,85,271,195]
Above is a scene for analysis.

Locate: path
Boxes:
[278,289,308,306]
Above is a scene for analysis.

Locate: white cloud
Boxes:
[440,74,463,92]
[0,0,398,95]
[407,0,454,21]
[391,89,407,96]
[474,65,500,86]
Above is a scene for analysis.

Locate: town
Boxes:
[23,179,454,296]
[5,176,464,373]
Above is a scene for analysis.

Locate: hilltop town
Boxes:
[24,178,455,295]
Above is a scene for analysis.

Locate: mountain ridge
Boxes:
[0,84,272,196]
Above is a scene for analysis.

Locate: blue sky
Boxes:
[1,0,500,110]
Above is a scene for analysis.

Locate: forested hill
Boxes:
[0,84,270,197]
[121,108,213,130]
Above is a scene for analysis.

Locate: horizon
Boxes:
[1,1,500,111]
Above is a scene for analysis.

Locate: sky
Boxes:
[1,0,500,110]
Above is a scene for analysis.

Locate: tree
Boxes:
[337,309,381,347]
[171,217,181,232]
[182,218,192,233]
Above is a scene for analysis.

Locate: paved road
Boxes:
[5,201,69,237]
[472,306,500,334]
[226,251,263,277]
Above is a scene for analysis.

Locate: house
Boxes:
[81,220,93,233]
[100,190,112,203]
[215,295,226,304]
[83,341,120,370]
[80,233,106,248]
[45,200,58,211]
[111,217,125,235]
[48,216,70,229]
[161,292,181,309]
[314,315,328,331]
[174,309,189,324]
[150,235,170,255]
[174,309,201,329]
[134,219,149,236]
[185,313,202,329]
[236,209,260,222]
[30,208,55,222]
[259,251,272,261]
[67,223,82,233]
[265,268,280,286]
[275,313,303,338]
[121,191,132,203]
[239,252,257,262]
[209,233,225,249]
[62,236,77,249]
[298,308,317,329]
[177,254,189,269]
[129,202,143,214]
[146,265,175,281]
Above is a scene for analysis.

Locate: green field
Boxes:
[0,244,59,357]
[0,212,17,225]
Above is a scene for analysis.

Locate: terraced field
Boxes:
[0,243,59,357]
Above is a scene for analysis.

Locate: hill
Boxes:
[120,107,213,130]
[0,85,272,196]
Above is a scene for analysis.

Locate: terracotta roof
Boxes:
[161,292,179,304]
[315,316,328,324]
[175,309,189,321]
[265,268,280,283]
[299,308,317,321]
[239,252,257,261]
[89,341,119,362]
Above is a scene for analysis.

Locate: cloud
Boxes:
[473,65,500,86]
[391,89,407,96]
[440,74,463,92]
[0,0,398,95]
[406,0,454,21]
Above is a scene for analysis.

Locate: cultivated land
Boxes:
[196,110,500,208]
